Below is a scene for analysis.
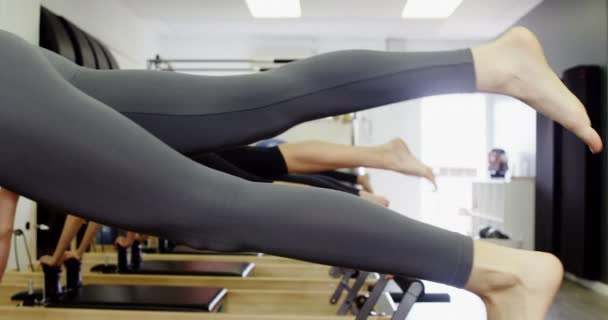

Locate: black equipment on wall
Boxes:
[100,42,119,69]
[535,65,604,280]
[87,36,111,70]
[559,66,603,279]
[39,7,119,69]
[60,18,97,69]
[39,7,76,63]
[535,114,562,254]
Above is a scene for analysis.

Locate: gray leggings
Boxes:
[0,30,474,287]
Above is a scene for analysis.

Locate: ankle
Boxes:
[472,27,543,95]
[466,268,521,298]
[380,139,402,168]
[466,242,564,297]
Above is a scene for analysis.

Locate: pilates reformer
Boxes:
[143,238,261,256]
[90,240,255,277]
[12,257,227,312]
[328,267,450,319]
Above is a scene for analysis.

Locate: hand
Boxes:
[64,251,80,261]
[39,255,58,267]
[134,233,148,242]
[115,236,131,248]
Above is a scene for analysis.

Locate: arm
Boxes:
[39,215,85,266]
[71,222,101,258]
[0,188,18,282]
[115,231,136,248]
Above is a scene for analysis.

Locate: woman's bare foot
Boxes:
[466,241,564,320]
[382,138,437,189]
[356,173,374,193]
[473,26,602,153]
[359,190,390,207]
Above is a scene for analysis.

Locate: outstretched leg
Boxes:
[72,222,101,259]
[0,28,588,318]
[41,27,600,154]
[466,241,563,320]
[277,139,435,187]
[0,30,472,288]
[42,37,477,154]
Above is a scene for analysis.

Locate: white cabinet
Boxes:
[469,178,535,250]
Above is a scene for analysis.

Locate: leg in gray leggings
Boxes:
[0,30,473,287]
[41,41,475,154]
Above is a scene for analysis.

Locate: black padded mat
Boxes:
[130,260,255,277]
[52,285,227,312]
[171,245,261,256]
[91,260,255,277]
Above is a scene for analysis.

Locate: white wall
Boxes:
[488,94,536,177]
[0,0,40,43]
[276,119,352,145]
[0,0,40,272]
[41,0,158,69]
[358,101,424,219]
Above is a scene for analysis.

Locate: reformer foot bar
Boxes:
[329,267,450,319]
[12,258,227,312]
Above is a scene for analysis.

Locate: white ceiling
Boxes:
[121,0,543,39]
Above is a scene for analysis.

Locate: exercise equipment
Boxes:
[100,43,119,70]
[41,6,118,70]
[39,7,77,63]
[91,241,255,277]
[329,267,450,319]
[12,258,227,312]
[85,34,110,70]
[60,18,97,68]
[154,238,261,256]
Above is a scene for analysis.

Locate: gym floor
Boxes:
[549,280,608,320]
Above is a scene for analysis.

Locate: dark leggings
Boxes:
[189,152,271,183]
[190,152,360,194]
[277,174,360,195]
[205,146,361,194]
[214,146,288,180]
[0,30,474,287]
[318,170,359,185]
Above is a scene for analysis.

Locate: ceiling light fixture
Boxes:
[245,0,301,18]
[402,0,463,19]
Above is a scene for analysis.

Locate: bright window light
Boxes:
[245,0,301,18]
[402,0,463,19]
